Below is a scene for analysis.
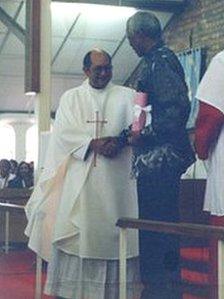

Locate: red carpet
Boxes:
[0,242,219,299]
[0,250,55,299]
[179,215,224,299]
[180,247,209,263]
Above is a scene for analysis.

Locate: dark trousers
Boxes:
[137,170,182,299]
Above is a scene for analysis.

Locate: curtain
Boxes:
[178,48,207,179]
[178,48,204,129]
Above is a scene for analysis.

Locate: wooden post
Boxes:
[218,240,224,299]
[4,206,9,254]
[35,255,42,299]
[25,0,40,93]
[119,228,127,299]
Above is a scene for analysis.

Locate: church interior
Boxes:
[0,0,224,298]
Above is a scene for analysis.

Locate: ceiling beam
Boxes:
[0,110,34,114]
[0,5,25,44]
[52,13,81,65]
[0,2,24,55]
[52,0,186,13]
[25,0,41,93]
[111,35,126,59]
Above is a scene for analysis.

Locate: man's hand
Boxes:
[89,137,110,154]
[100,137,121,158]
[89,137,123,158]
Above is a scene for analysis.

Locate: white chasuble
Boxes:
[196,51,224,215]
[25,80,139,261]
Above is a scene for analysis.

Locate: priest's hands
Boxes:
[89,137,122,158]
[101,137,121,158]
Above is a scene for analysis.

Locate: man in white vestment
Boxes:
[25,49,141,299]
[195,50,224,294]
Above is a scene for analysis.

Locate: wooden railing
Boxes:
[116,217,224,299]
[0,187,32,201]
[0,202,25,211]
[0,188,32,253]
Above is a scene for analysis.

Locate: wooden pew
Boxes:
[117,218,224,299]
[0,188,32,251]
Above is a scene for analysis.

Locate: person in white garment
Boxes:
[195,50,224,216]
[195,50,224,296]
[25,49,141,299]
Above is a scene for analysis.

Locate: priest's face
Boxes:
[85,51,112,89]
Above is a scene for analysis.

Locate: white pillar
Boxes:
[35,0,52,140]
[11,122,31,161]
[34,1,52,299]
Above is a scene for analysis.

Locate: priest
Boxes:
[25,49,141,299]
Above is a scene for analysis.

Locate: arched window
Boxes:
[0,124,15,159]
[26,124,38,164]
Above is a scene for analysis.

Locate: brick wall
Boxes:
[126,0,224,86]
[125,1,218,179]
[164,0,224,64]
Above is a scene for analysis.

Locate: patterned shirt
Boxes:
[121,40,196,178]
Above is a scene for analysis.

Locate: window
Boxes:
[26,124,38,164]
[0,125,15,159]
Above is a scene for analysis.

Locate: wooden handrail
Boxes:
[0,202,25,212]
[116,217,224,240]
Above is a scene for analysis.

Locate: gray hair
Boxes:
[126,11,162,41]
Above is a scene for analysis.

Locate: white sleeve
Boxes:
[72,141,91,161]
[196,53,224,114]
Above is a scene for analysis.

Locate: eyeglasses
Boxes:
[91,65,112,74]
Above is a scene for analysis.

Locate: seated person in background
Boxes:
[0,159,15,189]
[8,161,34,188]
[9,159,18,175]
[29,161,34,175]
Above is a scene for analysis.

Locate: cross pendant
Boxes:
[87,111,107,166]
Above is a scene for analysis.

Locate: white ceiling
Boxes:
[0,0,185,113]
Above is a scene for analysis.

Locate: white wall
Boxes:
[0,74,84,112]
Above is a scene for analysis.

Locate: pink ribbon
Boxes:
[132,92,150,133]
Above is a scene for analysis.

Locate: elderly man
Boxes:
[123,11,195,299]
[25,49,141,299]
